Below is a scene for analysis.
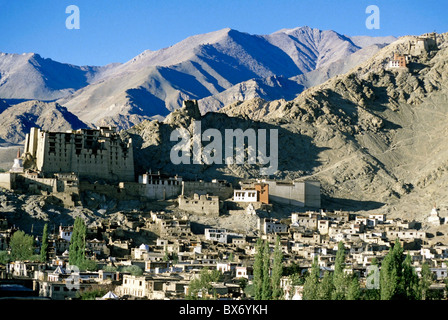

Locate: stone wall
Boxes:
[264,180,320,208]
[304,180,321,208]
[0,172,15,190]
[182,181,233,200]
[178,194,221,216]
[119,182,181,200]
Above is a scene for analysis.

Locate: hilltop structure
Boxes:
[388,52,409,69]
[408,32,438,56]
[22,126,134,183]
[388,32,439,70]
[0,126,134,207]
[240,179,321,208]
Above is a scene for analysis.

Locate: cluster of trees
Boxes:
[0,218,97,271]
[163,249,179,264]
[0,223,54,264]
[302,241,361,300]
[186,267,223,299]
[68,217,97,271]
[378,239,434,300]
[186,236,285,300]
[0,229,40,264]
[252,236,284,300]
[301,239,439,300]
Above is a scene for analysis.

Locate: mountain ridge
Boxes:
[0,52,120,101]
[0,26,397,131]
[56,26,395,128]
[211,32,448,218]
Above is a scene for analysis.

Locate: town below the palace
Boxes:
[0,123,447,300]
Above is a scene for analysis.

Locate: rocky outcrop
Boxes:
[0,100,90,144]
[121,32,448,218]
[215,32,448,216]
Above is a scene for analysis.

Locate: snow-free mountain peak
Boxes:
[0,26,397,131]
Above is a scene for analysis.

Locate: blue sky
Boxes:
[0,0,446,66]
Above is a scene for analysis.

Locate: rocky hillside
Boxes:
[218,33,448,217]
[0,27,394,134]
[197,43,390,113]
[0,52,118,101]
[122,32,448,220]
[0,100,90,144]
[57,27,394,129]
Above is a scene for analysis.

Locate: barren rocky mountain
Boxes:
[197,43,390,113]
[120,32,448,223]
[0,100,90,144]
[0,27,395,134]
[0,52,119,101]
[1,32,447,237]
[56,27,395,128]
[218,33,448,219]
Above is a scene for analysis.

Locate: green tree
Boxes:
[261,240,272,300]
[0,251,11,265]
[244,283,255,298]
[40,223,49,262]
[80,258,98,271]
[379,246,397,299]
[346,275,361,300]
[289,273,305,286]
[392,239,405,298]
[303,256,320,300]
[317,271,334,300]
[285,262,305,286]
[332,241,349,300]
[239,277,248,292]
[378,239,425,300]
[76,284,114,300]
[271,236,284,300]
[420,262,433,300]
[253,238,264,300]
[102,265,118,272]
[172,252,179,264]
[187,268,222,300]
[120,265,143,276]
[163,249,170,262]
[10,230,34,261]
[402,253,419,300]
[380,239,404,300]
[363,258,380,300]
[69,217,87,268]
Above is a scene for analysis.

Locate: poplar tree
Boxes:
[261,240,272,300]
[346,275,361,300]
[363,258,380,300]
[402,253,419,300]
[303,256,320,300]
[253,238,264,300]
[420,262,433,300]
[317,271,334,300]
[380,239,407,300]
[380,242,399,300]
[271,236,284,300]
[40,223,49,262]
[392,239,405,298]
[69,217,86,267]
[332,241,349,300]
